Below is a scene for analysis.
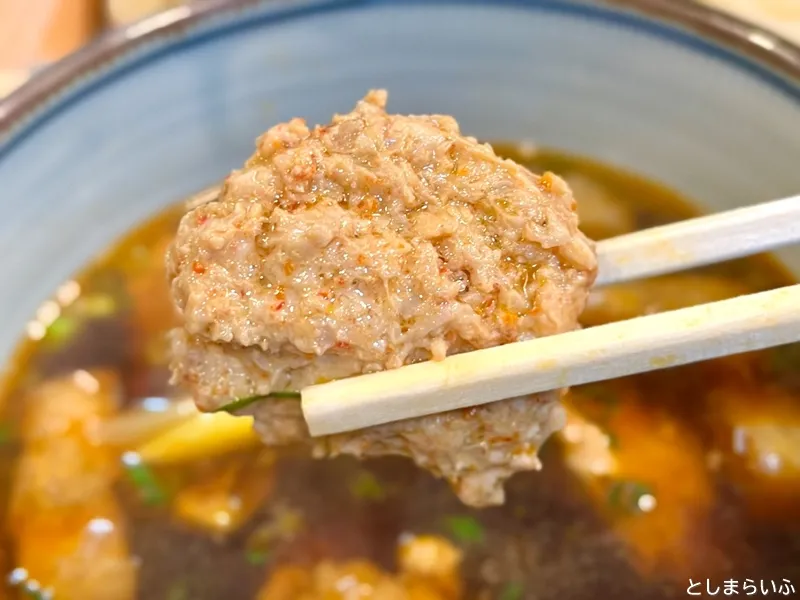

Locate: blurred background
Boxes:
[0,0,799,100]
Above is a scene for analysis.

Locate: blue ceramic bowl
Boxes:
[1,0,799,367]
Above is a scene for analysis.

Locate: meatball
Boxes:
[167,90,597,506]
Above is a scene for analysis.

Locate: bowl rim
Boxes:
[1,0,800,153]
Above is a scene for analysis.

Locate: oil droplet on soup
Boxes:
[0,146,798,600]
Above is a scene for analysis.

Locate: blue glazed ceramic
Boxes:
[1,0,800,367]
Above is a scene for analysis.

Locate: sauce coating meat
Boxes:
[167,90,597,506]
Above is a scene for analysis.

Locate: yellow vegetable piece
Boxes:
[89,397,197,448]
[136,411,260,465]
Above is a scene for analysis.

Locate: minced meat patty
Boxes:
[167,90,597,506]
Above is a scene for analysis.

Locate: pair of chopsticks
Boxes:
[299,195,800,436]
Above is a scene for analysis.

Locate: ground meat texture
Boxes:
[167,90,598,507]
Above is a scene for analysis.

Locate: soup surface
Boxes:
[0,146,799,600]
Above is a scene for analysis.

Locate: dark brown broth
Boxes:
[1,146,799,600]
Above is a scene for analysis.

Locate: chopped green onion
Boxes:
[273,505,305,539]
[214,392,301,413]
[245,550,271,566]
[0,422,14,445]
[443,515,484,545]
[8,568,50,600]
[349,470,386,501]
[245,504,305,566]
[581,383,618,406]
[78,293,118,318]
[767,343,800,380]
[499,582,524,600]
[606,479,653,513]
[121,451,168,506]
[165,581,189,600]
[43,316,80,348]
[20,581,50,600]
[577,383,620,425]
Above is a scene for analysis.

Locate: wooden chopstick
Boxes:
[298,195,800,435]
[301,284,800,437]
[595,195,800,287]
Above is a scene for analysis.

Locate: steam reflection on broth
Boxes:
[0,146,798,600]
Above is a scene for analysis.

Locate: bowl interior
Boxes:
[1,0,800,367]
